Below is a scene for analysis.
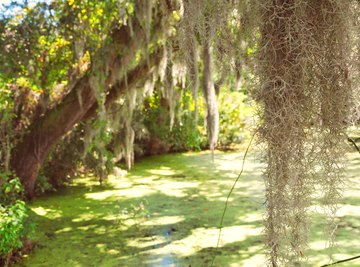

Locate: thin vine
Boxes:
[210,129,257,267]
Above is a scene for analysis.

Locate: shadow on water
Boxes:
[14,151,263,266]
[15,150,360,267]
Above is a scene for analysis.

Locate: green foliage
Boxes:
[0,0,130,135]
[141,87,253,153]
[41,127,84,189]
[1,2,70,89]
[0,200,27,255]
[142,90,206,153]
[83,118,116,182]
[0,173,29,261]
[218,90,254,148]
[41,122,115,188]
[83,147,115,182]
[35,174,54,195]
[0,85,15,171]
[0,174,23,205]
[38,117,116,191]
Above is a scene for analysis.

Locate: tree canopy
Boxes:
[1,0,360,266]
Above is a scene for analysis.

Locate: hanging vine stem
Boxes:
[210,129,258,267]
[320,255,360,267]
[346,135,360,154]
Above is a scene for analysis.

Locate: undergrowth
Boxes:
[0,173,33,267]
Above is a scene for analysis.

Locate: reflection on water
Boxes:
[153,228,177,267]
[159,256,176,267]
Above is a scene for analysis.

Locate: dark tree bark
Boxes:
[10,77,96,198]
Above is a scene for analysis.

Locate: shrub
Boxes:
[0,200,27,255]
[218,90,254,148]
[142,90,207,154]
[0,174,29,266]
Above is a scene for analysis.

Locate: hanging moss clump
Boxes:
[255,0,356,265]
[178,0,232,152]
[307,1,355,244]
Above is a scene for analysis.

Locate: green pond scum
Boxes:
[15,151,360,267]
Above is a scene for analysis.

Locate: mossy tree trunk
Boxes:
[10,14,165,198]
[10,76,95,198]
[202,40,219,152]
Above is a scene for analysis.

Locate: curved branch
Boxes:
[321,255,360,267]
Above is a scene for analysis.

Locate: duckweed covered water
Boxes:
[16,151,360,267]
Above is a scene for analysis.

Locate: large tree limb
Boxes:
[10,76,96,198]
[83,48,163,120]
[9,6,168,198]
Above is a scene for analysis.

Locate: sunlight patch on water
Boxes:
[309,203,360,217]
[144,253,177,267]
[95,243,107,253]
[127,235,167,249]
[241,212,263,223]
[55,227,72,234]
[32,207,49,216]
[85,187,155,200]
[107,175,133,188]
[85,190,119,200]
[154,180,200,197]
[212,225,262,246]
[128,224,265,267]
[76,225,97,231]
[72,213,96,222]
[144,225,263,258]
[309,240,328,251]
[107,249,120,255]
[32,206,62,219]
[337,204,360,216]
[238,254,266,267]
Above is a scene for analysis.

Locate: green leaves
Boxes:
[0,199,28,255]
[0,174,29,258]
[0,174,24,205]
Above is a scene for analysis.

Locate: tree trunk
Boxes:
[202,41,219,152]
[9,14,164,198]
[10,77,96,198]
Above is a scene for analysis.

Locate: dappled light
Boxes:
[2,1,360,266]
[15,151,266,266]
[10,150,360,266]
